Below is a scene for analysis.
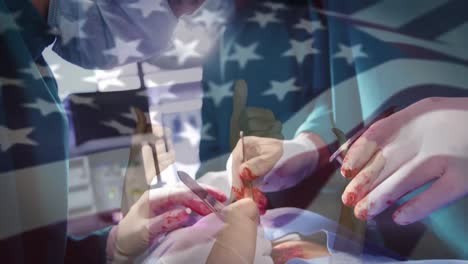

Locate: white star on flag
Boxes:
[128,0,167,18]
[20,62,42,80]
[145,79,175,88]
[84,69,124,90]
[22,98,63,116]
[36,64,61,79]
[200,123,215,141]
[294,19,325,34]
[164,39,201,65]
[262,78,301,101]
[104,38,143,65]
[247,12,280,28]
[282,38,319,64]
[121,107,138,122]
[227,43,263,69]
[69,95,98,109]
[205,81,233,106]
[333,43,368,65]
[0,126,37,152]
[0,11,21,33]
[179,122,201,147]
[58,16,88,45]
[102,120,134,134]
[192,9,226,28]
[262,2,287,11]
[0,77,23,88]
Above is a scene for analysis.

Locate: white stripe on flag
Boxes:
[158,99,203,113]
[282,59,468,143]
[437,21,468,48]
[351,0,449,28]
[144,67,203,88]
[356,26,468,61]
[197,58,468,195]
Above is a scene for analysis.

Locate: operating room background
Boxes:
[42,19,215,235]
[38,0,468,259]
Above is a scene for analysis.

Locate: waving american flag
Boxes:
[198,0,468,172]
[1,1,468,260]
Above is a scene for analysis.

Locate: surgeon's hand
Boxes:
[207,198,262,264]
[108,108,228,262]
[227,133,322,212]
[229,80,283,150]
[107,183,227,263]
[340,97,468,225]
[122,108,175,215]
[150,198,272,264]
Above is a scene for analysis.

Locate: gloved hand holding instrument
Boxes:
[228,80,321,214]
[106,108,227,263]
[333,97,468,225]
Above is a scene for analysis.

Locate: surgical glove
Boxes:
[106,183,227,263]
[208,198,273,264]
[147,198,272,264]
[227,133,319,207]
[340,97,468,225]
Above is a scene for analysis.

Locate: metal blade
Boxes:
[177,171,224,213]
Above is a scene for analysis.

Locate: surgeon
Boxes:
[0,0,233,263]
[223,0,468,260]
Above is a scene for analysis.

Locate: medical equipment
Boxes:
[329,107,396,165]
[177,171,225,213]
[329,127,363,165]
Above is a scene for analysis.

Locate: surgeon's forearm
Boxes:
[32,0,50,19]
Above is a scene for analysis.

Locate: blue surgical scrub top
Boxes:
[0,0,109,263]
